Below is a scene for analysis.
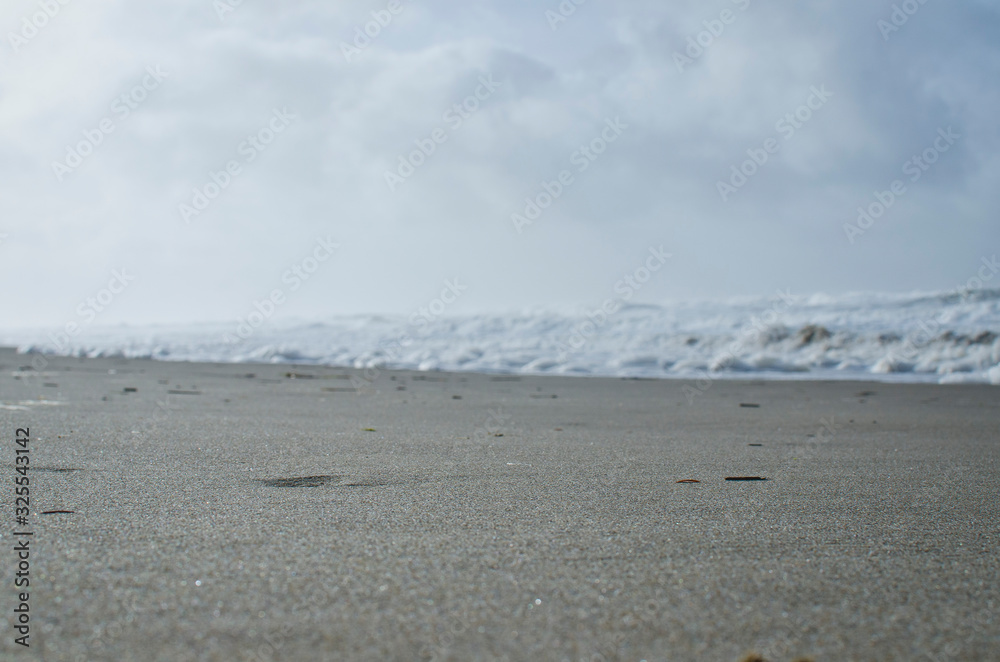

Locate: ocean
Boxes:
[5,288,1000,385]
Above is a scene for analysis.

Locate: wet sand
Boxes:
[0,347,997,661]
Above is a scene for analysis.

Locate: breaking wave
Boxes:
[6,289,1000,385]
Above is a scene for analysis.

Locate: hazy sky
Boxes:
[1,0,998,327]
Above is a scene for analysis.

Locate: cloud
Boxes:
[1,0,998,326]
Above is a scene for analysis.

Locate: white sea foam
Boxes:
[4,289,999,384]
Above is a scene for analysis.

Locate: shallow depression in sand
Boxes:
[259,475,344,488]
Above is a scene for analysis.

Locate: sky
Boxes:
[1,0,998,327]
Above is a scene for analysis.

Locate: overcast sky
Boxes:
[1,0,998,327]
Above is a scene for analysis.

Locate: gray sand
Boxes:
[0,348,997,661]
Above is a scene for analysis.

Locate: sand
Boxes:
[0,347,997,661]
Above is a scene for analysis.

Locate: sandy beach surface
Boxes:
[0,347,997,661]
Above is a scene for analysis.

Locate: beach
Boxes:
[1,346,997,661]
